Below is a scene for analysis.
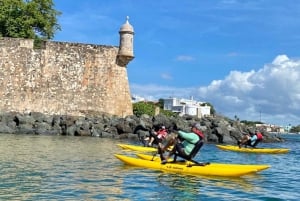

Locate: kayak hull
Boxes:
[136,153,270,172]
[216,145,290,154]
[115,154,269,177]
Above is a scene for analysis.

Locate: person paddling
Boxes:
[158,123,204,164]
[238,129,263,148]
[147,125,168,147]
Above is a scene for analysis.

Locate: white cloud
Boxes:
[160,73,172,80]
[272,55,289,65]
[197,54,300,125]
[226,52,239,57]
[130,55,300,126]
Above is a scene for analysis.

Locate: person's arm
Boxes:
[250,135,258,146]
[178,131,199,143]
[161,133,177,151]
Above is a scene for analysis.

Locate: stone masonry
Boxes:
[0,19,134,117]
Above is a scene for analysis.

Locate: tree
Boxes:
[133,102,156,117]
[132,101,177,118]
[157,98,164,109]
[0,0,61,40]
[290,125,300,133]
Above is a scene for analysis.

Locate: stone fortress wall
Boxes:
[0,18,134,117]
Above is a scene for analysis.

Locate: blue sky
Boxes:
[53,0,300,126]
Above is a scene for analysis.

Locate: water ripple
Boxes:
[0,134,299,200]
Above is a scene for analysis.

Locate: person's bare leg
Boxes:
[239,135,249,147]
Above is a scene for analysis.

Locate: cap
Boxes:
[161,126,165,129]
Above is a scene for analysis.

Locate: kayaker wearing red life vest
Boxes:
[238,129,263,148]
[148,126,168,147]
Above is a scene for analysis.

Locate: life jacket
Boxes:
[256,132,263,140]
[157,129,168,139]
[193,129,204,140]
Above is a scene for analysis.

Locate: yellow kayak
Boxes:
[216,145,290,154]
[115,154,270,177]
[118,144,157,152]
[117,143,173,152]
[136,153,270,172]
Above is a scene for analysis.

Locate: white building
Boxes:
[163,97,211,117]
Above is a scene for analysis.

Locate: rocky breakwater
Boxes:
[0,111,283,144]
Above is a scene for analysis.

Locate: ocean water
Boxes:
[0,134,299,201]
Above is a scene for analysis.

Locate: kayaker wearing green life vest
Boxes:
[158,123,204,163]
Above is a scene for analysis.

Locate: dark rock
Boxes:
[34,122,60,135]
[101,131,117,138]
[0,122,15,134]
[14,114,35,125]
[16,124,35,135]
[66,125,77,136]
[0,111,284,145]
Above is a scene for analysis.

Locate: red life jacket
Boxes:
[256,132,263,140]
[193,129,204,140]
[157,129,168,139]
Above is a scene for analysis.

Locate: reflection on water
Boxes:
[0,135,127,200]
[117,158,262,200]
[155,172,258,200]
[0,134,299,200]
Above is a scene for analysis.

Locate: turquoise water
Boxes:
[0,134,299,200]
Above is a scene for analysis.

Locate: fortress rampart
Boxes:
[0,19,134,117]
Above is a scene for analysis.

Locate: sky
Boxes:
[52,0,300,126]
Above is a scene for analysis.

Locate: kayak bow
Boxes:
[118,143,157,152]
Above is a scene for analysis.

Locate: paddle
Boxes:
[153,144,170,162]
[151,151,158,161]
